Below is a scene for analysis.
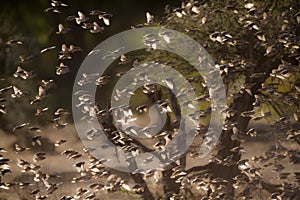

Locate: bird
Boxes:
[6,39,22,45]
[54,139,67,147]
[11,85,27,98]
[145,12,155,24]
[40,46,56,54]
[162,77,175,90]
[56,62,70,75]
[32,135,42,146]
[51,0,68,7]
[62,149,82,159]
[90,21,104,33]
[98,12,112,26]
[136,104,149,113]
[53,120,68,129]
[13,66,36,80]
[65,15,76,21]
[35,107,49,116]
[0,86,12,94]
[18,55,33,63]
[27,126,42,133]
[159,31,172,43]
[12,122,30,132]
[44,7,61,14]
[0,147,7,153]
[14,144,30,153]
[76,11,89,24]
[89,10,105,15]
[33,152,46,162]
[119,54,131,64]
[56,24,71,34]
[30,86,48,104]
[74,161,85,173]
[95,75,110,86]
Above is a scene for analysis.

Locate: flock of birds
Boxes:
[0,0,146,199]
[0,0,300,200]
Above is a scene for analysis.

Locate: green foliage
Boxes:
[143,0,300,122]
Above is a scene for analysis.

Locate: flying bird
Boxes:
[56,24,71,34]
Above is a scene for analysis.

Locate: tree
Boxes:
[0,0,299,199]
[138,0,300,199]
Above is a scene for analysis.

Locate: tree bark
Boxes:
[99,110,155,200]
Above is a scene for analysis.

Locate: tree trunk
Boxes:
[99,110,155,200]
